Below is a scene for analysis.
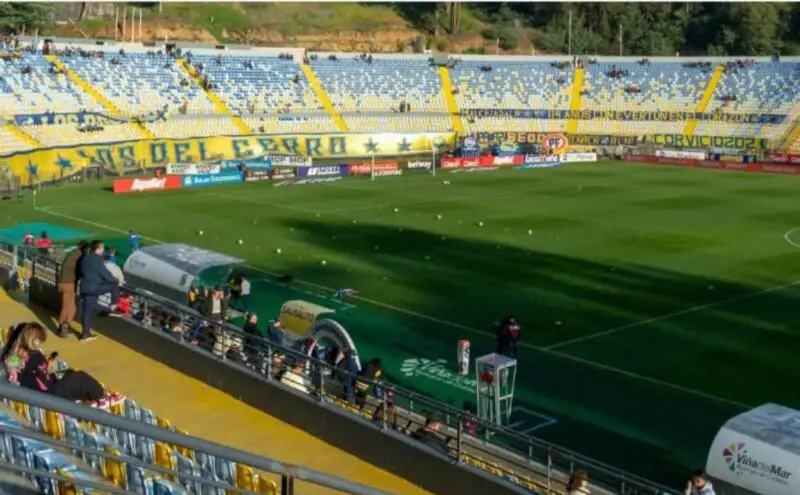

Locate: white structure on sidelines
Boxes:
[706,403,800,495]
[474,353,517,426]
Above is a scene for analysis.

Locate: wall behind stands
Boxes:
[24,284,524,495]
[0,132,455,183]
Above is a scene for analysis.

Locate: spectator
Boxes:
[371,388,400,430]
[104,253,124,285]
[105,247,117,266]
[566,470,591,494]
[354,357,383,410]
[78,240,122,342]
[279,362,310,394]
[36,231,53,256]
[203,286,228,322]
[4,323,105,402]
[407,413,450,456]
[241,312,261,361]
[57,241,88,338]
[685,470,715,495]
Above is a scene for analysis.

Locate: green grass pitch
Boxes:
[5,159,800,486]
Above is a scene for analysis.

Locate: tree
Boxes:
[0,3,54,34]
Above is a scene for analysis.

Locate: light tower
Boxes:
[474,353,517,426]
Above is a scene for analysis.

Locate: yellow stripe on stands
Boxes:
[176,59,252,135]
[778,118,800,152]
[438,67,464,135]
[300,64,348,132]
[44,55,155,142]
[684,64,723,136]
[2,123,41,148]
[566,67,584,134]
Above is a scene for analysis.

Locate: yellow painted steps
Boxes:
[44,55,155,141]
[437,67,464,135]
[176,59,251,135]
[777,117,800,152]
[566,66,584,134]
[2,123,42,148]
[683,64,723,136]
[300,64,348,132]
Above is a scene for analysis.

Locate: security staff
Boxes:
[354,357,383,410]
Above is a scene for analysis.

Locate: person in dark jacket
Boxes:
[57,241,88,338]
[78,240,121,342]
[495,315,521,359]
[354,357,382,410]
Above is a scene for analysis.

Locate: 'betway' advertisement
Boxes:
[182,172,243,188]
[297,165,348,178]
[404,160,433,171]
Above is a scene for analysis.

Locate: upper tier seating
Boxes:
[582,62,709,112]
[450,61,573,110]
[0,128,36,153]
[312,58,446,112]
[0,53,102,117]
[189,54,321,114]
[60,52,217,115]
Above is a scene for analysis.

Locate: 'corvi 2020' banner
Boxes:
[0,132,455,184]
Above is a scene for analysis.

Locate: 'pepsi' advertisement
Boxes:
[181,171,243,188]
[296,165,349,178]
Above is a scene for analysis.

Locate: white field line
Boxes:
[35,205,753,409]
[784,226,800,249]
[544,278,800,351]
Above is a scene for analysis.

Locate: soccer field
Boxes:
[5,160,800,486]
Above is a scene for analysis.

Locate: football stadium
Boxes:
[1,3,800,495]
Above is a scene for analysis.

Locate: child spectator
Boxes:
[566,470,591,495]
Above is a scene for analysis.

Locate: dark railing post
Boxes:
[281,474,294,495]
[456,416,463,465]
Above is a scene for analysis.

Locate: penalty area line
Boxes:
[33,205,750,410]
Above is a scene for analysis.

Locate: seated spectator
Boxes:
[4,323,105,402]
[684,470,715,495]
[566,469,591,495]
[279,362,310,394]
[406,413,451,456]
[371,388,401,430]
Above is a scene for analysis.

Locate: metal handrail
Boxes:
[0,383,393,495]
[16,251,678,495]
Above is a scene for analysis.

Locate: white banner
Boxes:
[268,156,313,167]
[166,164,221,175]
[561,152,597,163]
[656,149,707,160]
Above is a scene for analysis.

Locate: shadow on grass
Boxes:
[257,216,800,486]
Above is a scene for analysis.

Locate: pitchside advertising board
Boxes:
[349,161,402,176]
[182,171,243,188]
[113,176,182,194]
[165,164,221,175]
[296,165,349,178]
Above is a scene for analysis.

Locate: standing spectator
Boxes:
[57,241,88,338]
[239,275,251,311]
[354,357,383,410]
[566,470,591,495]
[241,312,262,363]
[36,231,53,256]
[203,286,228,322]
[128,230,140,252]
[78,240,121,342]
[685,470,715,495]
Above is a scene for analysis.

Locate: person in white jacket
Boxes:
[685,471,715,495]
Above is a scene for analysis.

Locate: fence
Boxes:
[5,250,677,495]
[0,382,393,495]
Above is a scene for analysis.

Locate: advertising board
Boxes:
[523,154,560,165]
[113,176,182,194]
[655,150,707,160]
[182,172,243,188]
[561,152,598,163]
[166,164,222,175]
[768,152,800,164]
[349,162,399,175]
[267,155,314,167]
[624,154,800,175]
[297,165,348,178]
[405,160,433,170]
